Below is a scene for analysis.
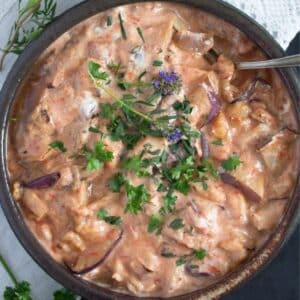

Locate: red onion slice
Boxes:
[68,229,123,275]
[185,264,211,278]
[206,90,221,124]
[220,173,261,203]
[230,77,270,104]
[23,172,60,189]
[200,132,209,158]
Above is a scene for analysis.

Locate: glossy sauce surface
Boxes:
[8,2,299,297]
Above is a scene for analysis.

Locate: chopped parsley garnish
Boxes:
[49,140,67,153]
[88,61,109,81]
[53,288,77,300]
[88,126,101,134]
[176,256,187,266]
[118,13,127,40]
[161,252,176,258]
[97,208,122,226]
[148,215,162,233]
[212,139,223,146]
[107,61,125,76]
[122,155,144,173]
[107,16,113,26]
[108,173,126,192]
[194,249,207,260]
[169,218,184,230]
[125,183,150,214]
[82,141,113,171]
[173,99,193,114]
[221,154,242,171]
[153,60,163,67]
[162,192,178,214]
[136,27,145,43]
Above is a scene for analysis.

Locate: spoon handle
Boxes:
[236,54,300,70]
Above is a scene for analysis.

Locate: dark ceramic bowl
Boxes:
[0,0,299,299]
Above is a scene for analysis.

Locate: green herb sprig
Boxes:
[0,0,57,70]
[0,254,76,299]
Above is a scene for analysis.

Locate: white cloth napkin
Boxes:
[0,1,299,299]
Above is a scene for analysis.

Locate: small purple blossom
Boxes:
[152,70,182,96]
[152,80,160,88]
[159,70,179,83]
[167,129,182,143]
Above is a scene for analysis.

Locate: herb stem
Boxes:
[0,8,33,69]
[90,75,154,123]
[0,254,18,286]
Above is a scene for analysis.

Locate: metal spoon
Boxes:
[236,54,300,70]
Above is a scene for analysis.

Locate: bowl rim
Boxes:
[0,0,299,299]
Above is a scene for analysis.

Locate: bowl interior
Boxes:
[0,1,299,299]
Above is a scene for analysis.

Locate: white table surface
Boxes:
[0,1,299,299]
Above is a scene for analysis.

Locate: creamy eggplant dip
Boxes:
[7,2,299,297]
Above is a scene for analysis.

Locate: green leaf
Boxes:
[49,140,67,153]
[21,0,41,16]
[118,13,127,40]
[169,218,184,230]
[125,183,150,214]
[148,215,162,233]
[107,16,113,26]
[88,126,101,134]
[221,154,242,171]
[108,173,126,192]
[122,155,144,173]
[152,60,163,67]
[4,281,32,300]
[136,27,145,43]
[53,288,76,300]
[97,208,122,226]
[88,61,109,80]
[83,141,113,171]
[201,158,218,178]
[163,192,177,213]
[176,256,187,266]
[194,249,207,260]
[211,139,223,146]
[161,252,176,258]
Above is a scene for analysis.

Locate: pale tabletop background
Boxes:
[0,0,299,299]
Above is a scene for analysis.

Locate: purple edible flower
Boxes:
[167,129,182,143]
[152,80,160,88]
[153,70,182,96]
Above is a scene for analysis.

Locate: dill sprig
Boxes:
[0,0,56,70]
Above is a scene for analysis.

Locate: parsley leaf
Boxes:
[53,288,76,300]
[107,16,113,26]
[83,141,113,171]
[173,99,193,114]
[118,13,127,40]
[108,173,126,192]
[88,126,101,134]
[122,156,144,173]
[97,208,122,226]
[125,183,150,214]
[136,27,145,43]
[163,192,177,213]
[148,215,162,233]
[176,256,187,266]
[169,218,184,230]
[221,155,242,171]
[153,60,163,67]
[88,61,109,81]
[211,139,223,146]
[49,140,67,153]
[4,281,32,300]
[194,249,207,260]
